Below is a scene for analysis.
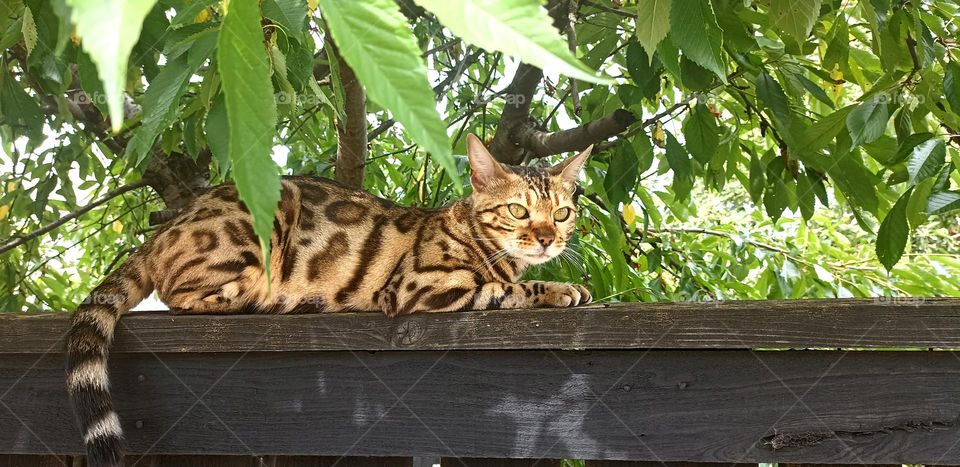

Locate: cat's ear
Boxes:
[467,133,508,190]
[548,145,593,183]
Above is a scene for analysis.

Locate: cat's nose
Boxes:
[536,234,555,247]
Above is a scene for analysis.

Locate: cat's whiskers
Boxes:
[473,245,516,275]
[557,248,587,274]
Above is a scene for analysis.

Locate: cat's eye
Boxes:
[553,207,572,222]
[507,203,529,219]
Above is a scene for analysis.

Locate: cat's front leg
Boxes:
[474,281,592,309]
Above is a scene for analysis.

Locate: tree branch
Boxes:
[517,108,637,157]
[330,41,368,189]
[488,0,641,165]
[11,45,209,211]
[0,180,149,256]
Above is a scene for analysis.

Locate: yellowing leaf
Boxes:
[652,121,666,148]
[830,64,843,99]
[112,219,123,233]
[194,7,211,23]
[0,205,9,221]
[22,6,38,57]
[71,28,81,46]
[623,203,636,226]
[307,0,318,15]
[6,181,15,192]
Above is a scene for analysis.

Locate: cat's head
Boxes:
[465,134,592,265]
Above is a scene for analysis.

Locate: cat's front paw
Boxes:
[534,282,592,307]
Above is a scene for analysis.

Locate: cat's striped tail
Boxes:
[66,250,154,467]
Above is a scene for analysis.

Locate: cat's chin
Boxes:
[517,251,558,265]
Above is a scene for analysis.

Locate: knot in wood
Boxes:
[392,320,425,346]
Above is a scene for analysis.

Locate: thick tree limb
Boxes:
[489,63,544,163]
[488,0,642,165]
[0,180,149,256]
[330,41,368,189]
[516,108,637,157]
[11,45,209,211]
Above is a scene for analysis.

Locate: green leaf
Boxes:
[66,0,160,131]
[795,73,834,109]
[893,105,911,142]
[414,0,611,84]
[664,130,690,180]
[927,191,960,214]
[748,149,765,203]
[656,37,681,80]
[770,0,821,45]
[906,138,946,185]
[322,0,459,188]
[665,131,692,200]
[799,105,854,152]
[892,132,934,164]
[635,0,671,62]
[604,141,639,207]
[262,0,307,43]
[218,0,280,272]
[945,62,960,114]
[822,16,848,72]
[876,187,912,271]
[0,66,44,142]
[682,103,719,164]
[668,0,725,81]
[755,72,795,144]
[796,170,816,220]
[624,41,660,100]
[829,149,879,215]
[125,55,196,165]
[205,94,230,176]
[846,97,889,147]
[763,161,789,221]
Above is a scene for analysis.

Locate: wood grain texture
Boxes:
[0,455,78,467]
[3,349,960,463]
[585,463,755,467]
[4,298,960,354]
[440,459,560,467]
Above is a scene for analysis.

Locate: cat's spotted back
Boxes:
[65,134,592,466]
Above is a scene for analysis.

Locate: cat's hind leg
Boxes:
[165,280,246,314]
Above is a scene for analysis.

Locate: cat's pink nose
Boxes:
[536,235,554,247]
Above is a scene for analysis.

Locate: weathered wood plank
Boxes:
[129,455,414,467]
[0,455,78,467]
[440,459,560,467]
[585,463,755,467]
[2,349,959,463]
[3,298,959,353]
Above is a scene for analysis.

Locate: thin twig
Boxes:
[0,180,150,256]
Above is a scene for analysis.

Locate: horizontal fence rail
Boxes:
[3,298,960,353]
[1,298,959,466]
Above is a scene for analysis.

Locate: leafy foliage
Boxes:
[1,0,959,312]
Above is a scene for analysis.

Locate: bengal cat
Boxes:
[65,134,592,466]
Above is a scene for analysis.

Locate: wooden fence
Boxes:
[1,298,960,467]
